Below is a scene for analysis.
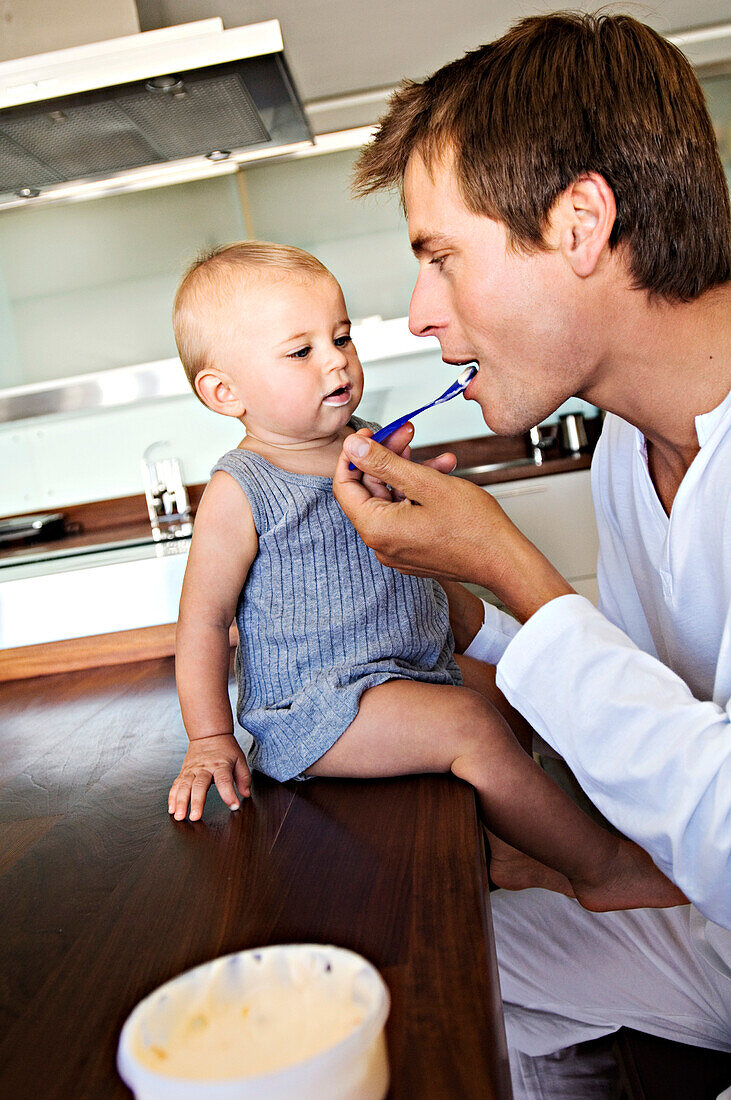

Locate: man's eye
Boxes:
[334,334,351,348]
[430,254,448,268]
[288,345,311,359]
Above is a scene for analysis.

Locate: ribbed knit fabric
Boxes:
[211,418,462,782]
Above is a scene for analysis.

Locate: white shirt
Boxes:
[469,392,731,972]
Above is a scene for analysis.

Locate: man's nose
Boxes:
[408,270,446,338]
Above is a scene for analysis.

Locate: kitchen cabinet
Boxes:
[470,469,600,608]
[0,539,189,651]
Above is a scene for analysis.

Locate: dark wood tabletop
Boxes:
[0,657,512,1099]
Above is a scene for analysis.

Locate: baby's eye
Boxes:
[334,334,351,348]
[288,345,311,359]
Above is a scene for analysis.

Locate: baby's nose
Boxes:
[327,347,349,369]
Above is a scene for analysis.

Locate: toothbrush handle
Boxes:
[345,368,473,470]
[372,410,427,443]
[347,407,428,470]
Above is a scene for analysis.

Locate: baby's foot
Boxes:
[572,839,688,912]
[486,831,576,897]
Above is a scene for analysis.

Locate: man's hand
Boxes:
[168,733,251,822]
[358,422,457,501]
[334,429,574,623]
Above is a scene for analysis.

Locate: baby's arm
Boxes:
[169,470,258,821]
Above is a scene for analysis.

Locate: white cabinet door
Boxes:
[470,469,599,607]
[486,469,598,580]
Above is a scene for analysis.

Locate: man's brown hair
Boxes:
[354,11,730,301]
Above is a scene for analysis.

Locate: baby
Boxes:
[168,240,685,912]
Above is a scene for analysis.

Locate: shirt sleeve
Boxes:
[463,598,521,666]
[496,594,731,928]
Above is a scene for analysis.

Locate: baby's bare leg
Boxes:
[455,653,575,893]
[307,679,686,912]
[454,653,535,755]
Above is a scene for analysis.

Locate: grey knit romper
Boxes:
[211,418,462,782]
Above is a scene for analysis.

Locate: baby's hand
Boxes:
[168,734,251,822]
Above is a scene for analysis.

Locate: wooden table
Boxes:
[0,658,512,1098]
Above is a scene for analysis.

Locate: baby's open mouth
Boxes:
[322,383,352,405]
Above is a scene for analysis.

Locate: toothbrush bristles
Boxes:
[458,363,478,385]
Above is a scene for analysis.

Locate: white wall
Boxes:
[0,174,246,383]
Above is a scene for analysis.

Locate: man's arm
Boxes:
[335,430,731,925]
[496,594,731,927]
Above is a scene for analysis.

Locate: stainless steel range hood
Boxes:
[0,18,313,208]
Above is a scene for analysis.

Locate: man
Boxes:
[332,11,731,1097]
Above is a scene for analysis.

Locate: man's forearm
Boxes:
[483,528,575,623]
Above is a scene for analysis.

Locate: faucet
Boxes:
[141,442,193,541]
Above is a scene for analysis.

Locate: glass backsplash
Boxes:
[0,148,413,390]
[0,174,247,386]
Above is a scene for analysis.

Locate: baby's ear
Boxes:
[195,369,246,418]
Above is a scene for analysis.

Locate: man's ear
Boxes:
[195,369,246,418]
[554,172,616,278]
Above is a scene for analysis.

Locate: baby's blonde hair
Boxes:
[172,240,333,398]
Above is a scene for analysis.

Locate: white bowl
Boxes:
[117,944,390,1100]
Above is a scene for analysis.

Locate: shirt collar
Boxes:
[634,385,731,463]
[694,385,731,447]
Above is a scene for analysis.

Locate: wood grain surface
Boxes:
[0,622,238,683]
[0,658,511,1099]
[0,622,178,682]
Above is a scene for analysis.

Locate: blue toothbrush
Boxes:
[348,362,478,469]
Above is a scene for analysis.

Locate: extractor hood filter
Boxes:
[0,20,313,205]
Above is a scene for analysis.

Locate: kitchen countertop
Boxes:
[0,428,597,569]
[0,426,599,674]
[410,427,598,485]
[0,658,512,1098]
[0,533,188,581]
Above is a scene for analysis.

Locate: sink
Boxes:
[454,457,541,477]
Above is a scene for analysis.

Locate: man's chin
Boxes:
[471,398,531,437]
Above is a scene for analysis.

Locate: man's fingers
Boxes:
[362,472,394,500]
[425,452,457,475]
[333,434,382,512]
[339,434,440,508]
[391,451,456,500]
[382,422,414,455]
[365,424,415,501]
